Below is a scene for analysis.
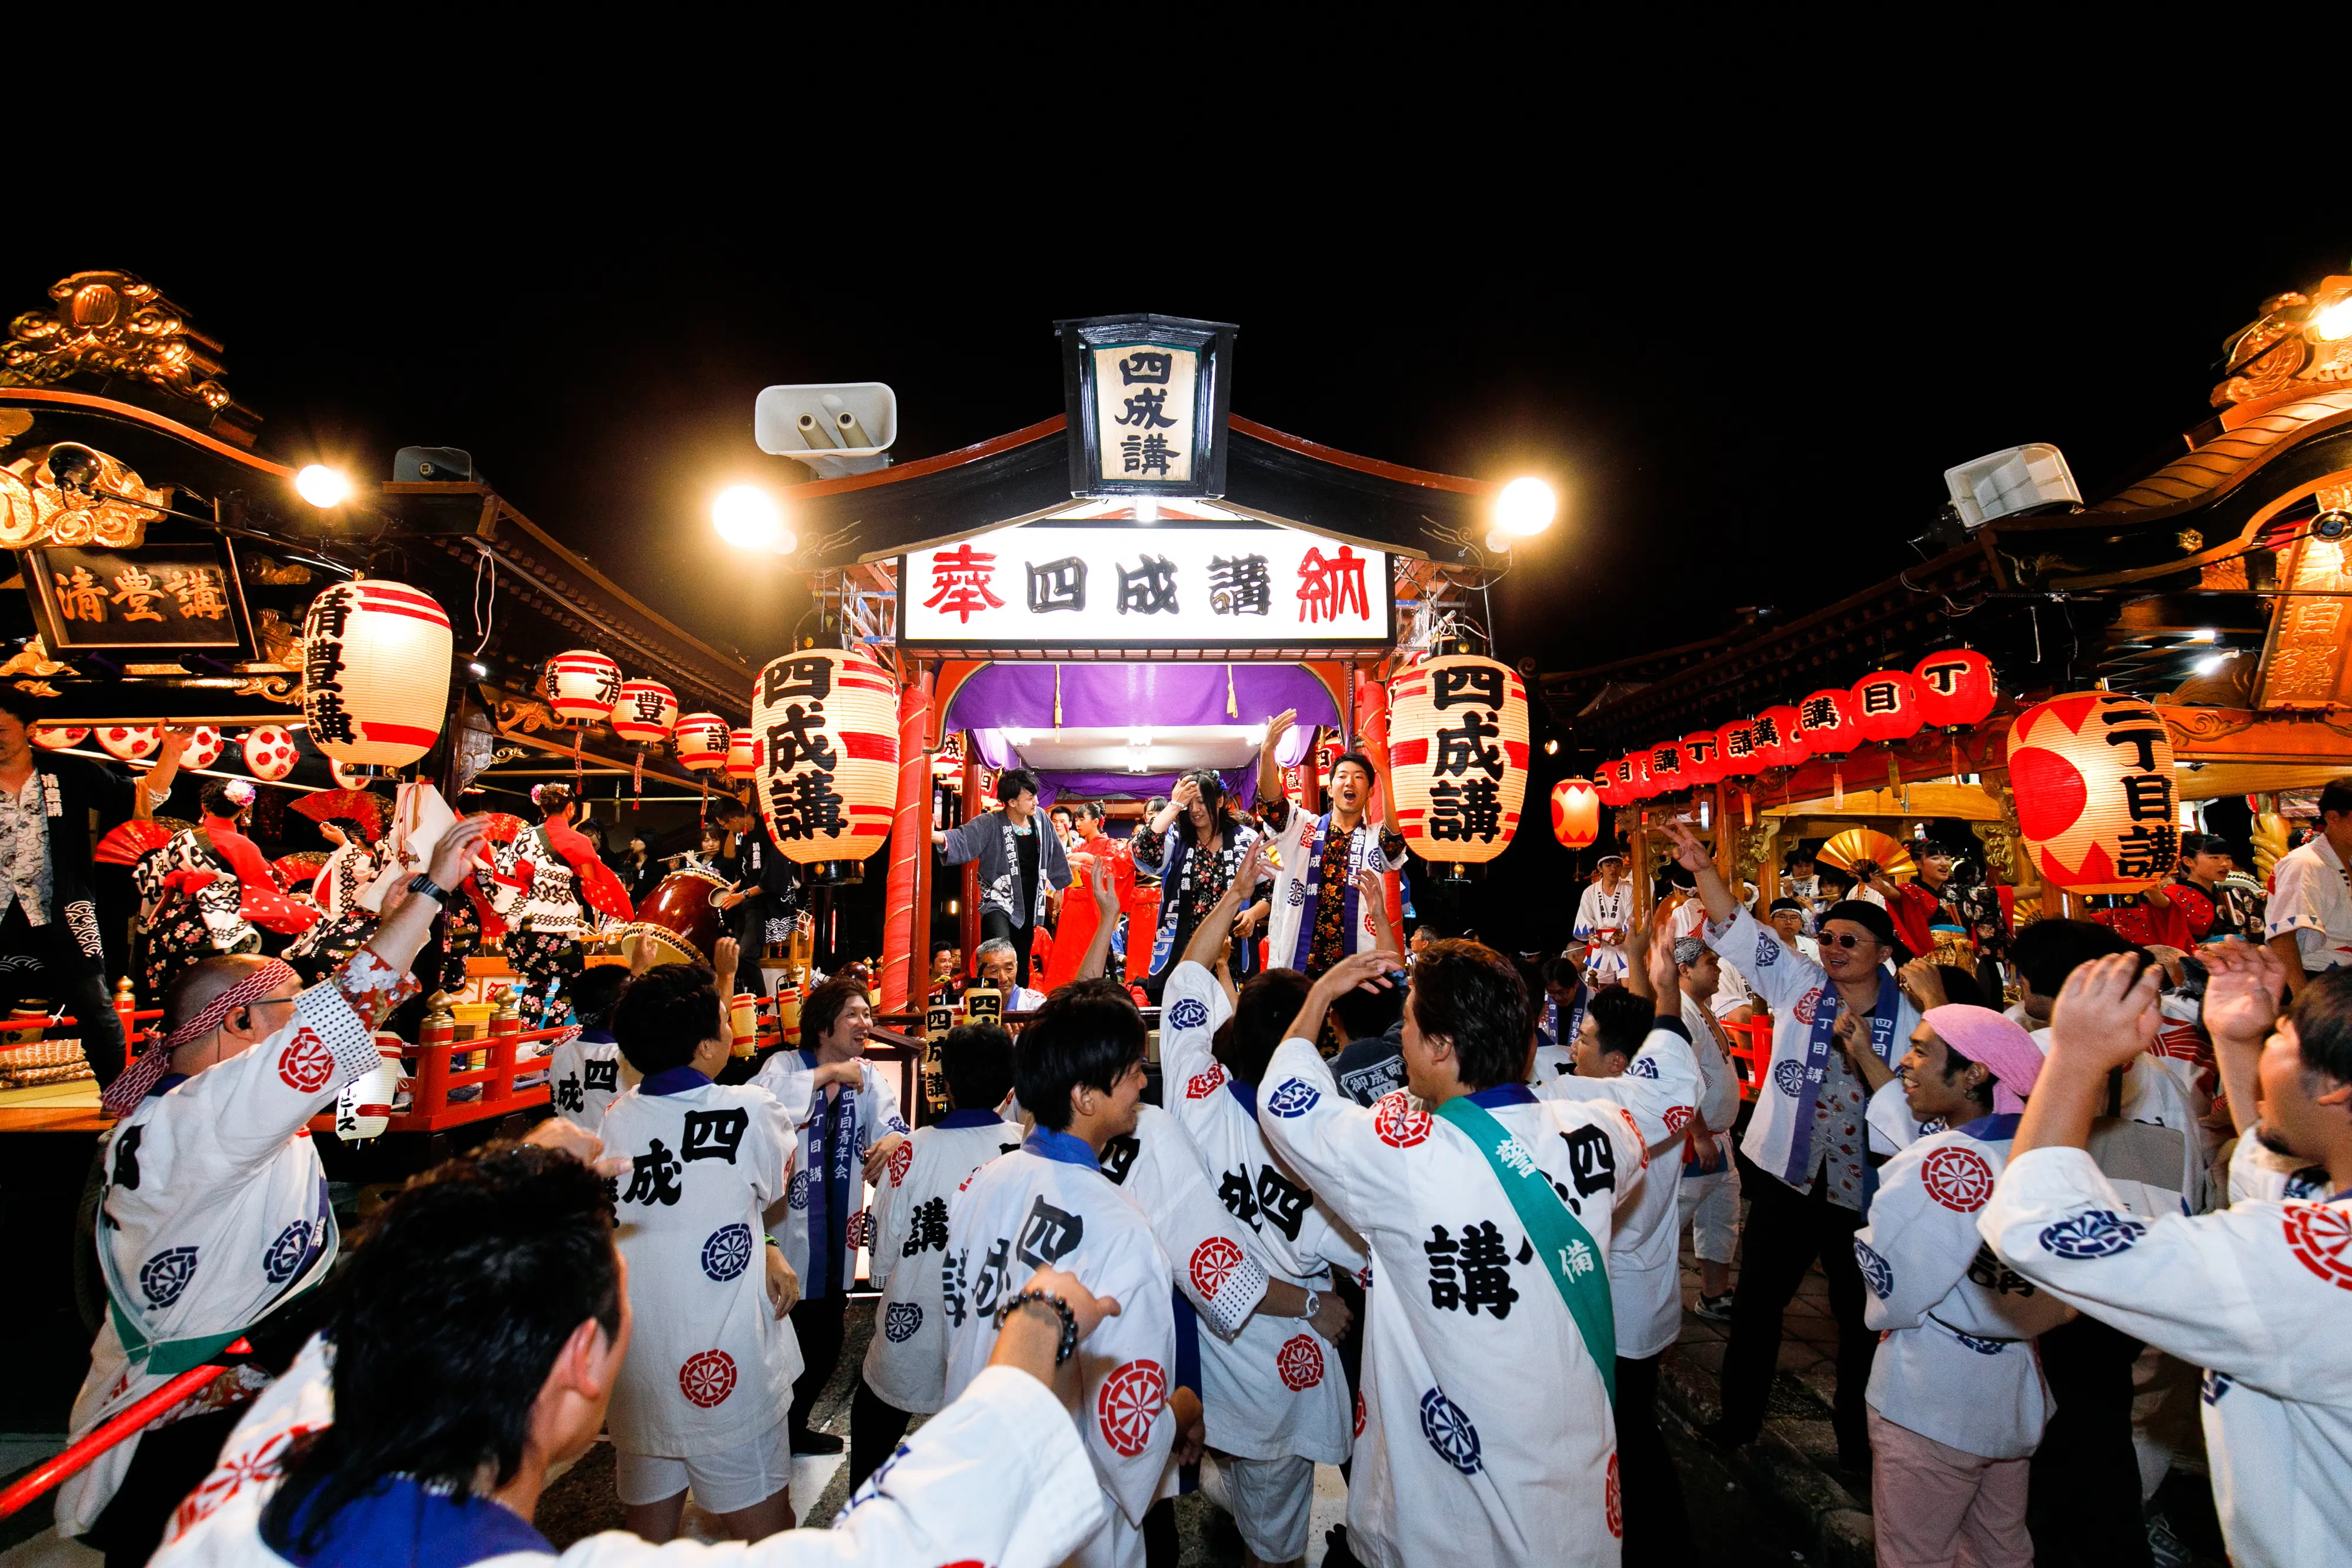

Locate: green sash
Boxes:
[1432,1095,1618,1405]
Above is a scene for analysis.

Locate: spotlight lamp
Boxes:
[294,464,352,509]
[1495,476,1558,538]
[2313,297,2352,342]
[713,484,796,553]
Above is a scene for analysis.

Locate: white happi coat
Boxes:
[1538,1019,1701,1360]
[549,1031,623,1135]
[943,1134,1177,1568]
[1853,1116,2071,1459]
[1093,1103,1271,1342]
[154,1332,1108,1568]
[1573,879,1635,984]
[1261,803,1406,974]
[1983,1145,2352,1568]
[601,1072,802,1457]
[1255,1036,1649,1568]
[864,1109,1024,1415]
[750,1050,909,1292]
[59,955,407,1536]
[2228,1129,2331,1205]
[1706,907,1919,1199]
[1161,962,1364,1463]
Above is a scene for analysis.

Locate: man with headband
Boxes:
[1853,1005,2069,1568]
[58,815,492,1566]
[1662,820,1922,1477]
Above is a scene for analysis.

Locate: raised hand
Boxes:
[1897,955,1947,1012]
[2048,952,2163,1076]
[427,815,493,890]
[1661,820,1713,875]
[2198,940,2285,1044]
[1261,709,1297,755]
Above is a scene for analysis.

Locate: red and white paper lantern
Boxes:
[1680,730,1726,787]
[1913,648,1997,730]
[302,580,454,767]
[752,648,901,864]
[2004,691,2180,894]
[542,650,622,723]
[31,726,86,751]
[674,712,731,771]
[1749,704,1809,771]
[1551,777,1601,849]
[180,726,224,771]
[1850,670,1925,745]
[610,679,679,744]
[1717,719,1760,778]
[726,727,758,780]
[244,726,299,782]
[1385,654,1529,865]
[96,726,158,763]
[1646,739,1688,793]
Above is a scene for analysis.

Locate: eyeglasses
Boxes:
[1819,931,1877,950]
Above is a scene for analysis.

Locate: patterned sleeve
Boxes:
[1130,825,1170,876]
[330,945,422,1032]
[177,981,382,1174]
[2265,850,2322,941]
[1255,1036,1411,1244]
[1705,907,1827,1015]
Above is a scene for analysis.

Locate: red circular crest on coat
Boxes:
[1792,988,1822,1026]
[886,1139,914,1186]
[1663,1105,1693,1134]
[1919,1146,1996,1212]
[679,1349,737,1408]
[1190,1237,1246,1299]
[276,1028,334,1093]
[2284,1204,2352,1290]
[1097,1359,1167,1456]
[1374,1091,1431,1149]
[1277,1333,1325,1391]
[1187,1063,1227,1099]
[1354,1390,1367,1437]
[846,1208,872,1250]
[173,1423,319,1535]
[1605,1452,1622,1537]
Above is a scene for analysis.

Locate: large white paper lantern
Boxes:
[542,650,622,723]
[244,725,299,782]
[96,726,159,763]
[610,678,679,745]
[1384,653,1529,866]
[752,648,899,864]
[674,712,730,771]
[300,580,453,767]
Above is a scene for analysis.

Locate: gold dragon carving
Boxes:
[2211,278,2352,410]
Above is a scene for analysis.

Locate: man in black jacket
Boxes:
[0,691,188,1086]
[712,800,799,998]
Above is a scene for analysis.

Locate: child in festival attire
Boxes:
[550,962,632,1136]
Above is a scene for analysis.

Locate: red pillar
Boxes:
[959,737,982,975]
[880,668,933,1013]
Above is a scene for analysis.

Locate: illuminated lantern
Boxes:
[1680,730,1725,787]
[1850,670,1924,744]
[542,650,622,723]
[1593,757,1625,807]
[302,580,453,767]
[1551,777,1601,848]
[674,712,731,771]
[1383,654,1529,866]
[610,679,679,744]
[1717,719,1760,778]
[96,726,158,763]
[1913,648,1997,729]
[1647,740,1686,793]
[181,726,224,771]
[243,726,299,782]
[753,648,901,864]
[1750,704,1809,770]
[330,759,369,790]
[2004,691,2179,893]
[1797,688,1860,806]
[31,726,86,751]
[726,727,758,780]
[1627,748,1654,798]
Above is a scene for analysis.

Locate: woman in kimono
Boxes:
[474,783,624,1026]
[1132,770,1268,999]
[132,780,317,1004]
[282,791,387,984]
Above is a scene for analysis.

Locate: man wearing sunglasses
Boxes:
[1662,820,1920,1480]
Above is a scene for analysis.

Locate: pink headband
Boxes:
[1924,1003,2042,1116]
[102,959,300,1118]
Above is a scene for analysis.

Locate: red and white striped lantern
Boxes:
[1384,654,1529,865]
[542,650,622,723]
[301,580,453,767]
[726,727,758,780]
[244,726,299,782]
[752,648,901,864]
[674,713,731,771]
[610,679,679,744]
[96,726,158,763]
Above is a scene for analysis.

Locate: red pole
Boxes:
[880,668,933,1013]
[0,1339,250,1520]
[958,735,981,977]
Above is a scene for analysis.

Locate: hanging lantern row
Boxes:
[1596,648,1999,807]
[34,721,308,785]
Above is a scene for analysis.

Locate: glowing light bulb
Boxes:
[2314,298,2352,342]
[713,486,782,550]
[1495,476,1558,537]
[294,464,351,508]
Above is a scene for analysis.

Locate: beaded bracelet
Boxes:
[994,1288,1080,1365]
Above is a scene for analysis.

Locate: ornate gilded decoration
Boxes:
[2,271,259,437]
[2254,480,2352,710]
[2251,811,2288,885]
[0,444,165,549]
[492,694,567,735]
[242,556,314,587]
[250,609,303,670]
[2211,278,2352,410]
[231,674,302,705]
[0,636,71,679]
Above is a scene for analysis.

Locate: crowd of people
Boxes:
[19,671,2352,1568]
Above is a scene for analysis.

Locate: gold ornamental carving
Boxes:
[0,444,165,549]
[2212,278,2352,410]
[0,636,71,679]
[2254,480,2352,710]
[232,674,302,706]
[2,271,258,435]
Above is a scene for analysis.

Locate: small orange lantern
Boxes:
[1551,777,1601,848]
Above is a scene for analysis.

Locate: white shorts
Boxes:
[1200,1450,1314,1562]
[612,1419,793,1514]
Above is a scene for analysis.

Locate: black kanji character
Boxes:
[941,1251,970,1328]
[584,1059,619,1093]
[1425,1225,1462,1312]
[1433,711,1504,779]
[2120,774,2174,822]
[1457,1220,1521,1319]
[1219,1167,1261,1228]
[1561,1124,1616,1199]
[971,1236,1013,1316]
[681,1107,749,1164]
[620,1139,684,1206]
[1117,556,1180,616]
[2115,824,2183,880]
[903,1196,950,1258]
[1118,351,1173,385]
[111,1125,142,1191]
[766,703,837,774]
[1015,1195,1085,1269]
[1098,1135,1140,1185]
[1113,386,1177,429]
[763,656,834,706]
[769,770,848,841]
[1027,556,1088,614]
[1967,1242,2037,1296]
[1208,554,1272,617]
[1256,1165,1313,1242]
[1426,778,1504,842]
[1431,664,1505,710]
[556,1075,585,1113]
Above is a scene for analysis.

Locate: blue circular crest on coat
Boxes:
[702,1223,754,1282]
[1267,1079,1320,1118]
[1854,1239,1893,1300]
[1418,1386,1481,1474]
[1168,998,1210,1031]
[261,1221,311,1285]
[1288,880,1308,907]
[2037,1208,2146,1260]
[787,1169,810,1211]
[1772,1058,1807,1098]
[140,1245,199,1308]
[1950,1329,2007,1356]
[884,1302,923,1342]
[1626,1057,1659,1080]
[1754,937,1780,969]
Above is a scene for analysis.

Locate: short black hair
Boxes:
[2177,831,2224,859]
[1406,940,1529,1092]
[1331,751,1377,787]
[1216,968,1312,1086]
[0,687,42,726]
[611,961,716,1074]
[2010,918,2132,999]
[567,965,633,1031]
[1784,846,1816,868]
[2321,778,2352,820]
[996,767,1041,804]
[1540,955,1583,992]
[800,972,869,1051]
[941,1022,1016,1112]
[1051,805,1073,820]
[1588,986,1653,1062]
[1933,964,1986,1009]
[200,779,249,818]
[1015,978,1144,1131]
[1769,898,1805,915]
[261,1144,618,1557]
[1332,975,1405,1041]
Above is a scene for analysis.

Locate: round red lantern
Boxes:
[752,648,901,864]
[1913,648,1997,729]
[180,726,224,771]
[302,580,454,767]
[1592,757,1624,807]
[1646,740,1687,794]
[1627,748,1655,798]
[542,650,622,723]
[725,728,758,780]
[1551,777,1601,849]
[1680,730,1726,787]
[97,726,158,763]
[1384,654,1530,865]
[610,679,679,745]
[1716,719,1760,778]
[1750,705,1809,770]
[2004,691,2179,892]
[674,713,731,771]
[1796,688,1860,757]
[243,726,299,782]
[1850,670,1924,745]
[31,726,86,751]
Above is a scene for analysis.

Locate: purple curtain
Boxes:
[941,663,1342,735]
[1036,764,1255,809]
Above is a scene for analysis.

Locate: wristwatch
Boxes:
[407,873,451,904]
[1300,1288,1321,1323]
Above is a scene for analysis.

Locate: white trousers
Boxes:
[1200,1450,1315,1562]
[1679,1163,1740,1265]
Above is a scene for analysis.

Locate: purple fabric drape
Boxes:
[1035,765,1255,808]
[942,663,1342,735]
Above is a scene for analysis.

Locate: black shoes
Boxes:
[789,1428,844,1455]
